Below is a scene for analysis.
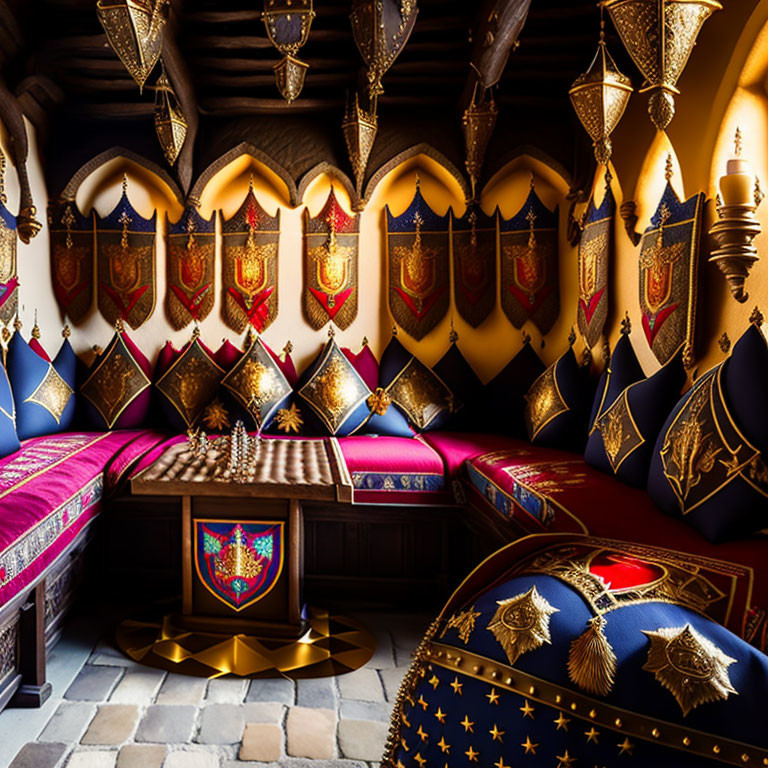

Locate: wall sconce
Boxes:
[708,128,763,303]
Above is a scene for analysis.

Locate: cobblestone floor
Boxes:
[7,613,430,768]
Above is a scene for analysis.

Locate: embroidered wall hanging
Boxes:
[0,188,18,328]
[639,183,705,366]
[577,176,615,350]
[499,182,559,334]
[452,205,497,328]
[221,184,279,333]
[95,181,157,329]
[166,206,215,330]
[386,181,450,340]
[303,187,359,330]
[49,201,93,325]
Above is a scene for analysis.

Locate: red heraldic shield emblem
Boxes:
[195,521,284,612]
[0,193,18,327]
[577,177,615,350]
[303,187,359,330]
[166,206,216,330]
[386,181,450,340]
[499,184,559,334]
[452,205,497,328]
[638,183,705,365]
[49,201,93,324]
[95,183,156,329]
[222,185,279,333]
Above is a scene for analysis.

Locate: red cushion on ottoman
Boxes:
[336,435,450,505]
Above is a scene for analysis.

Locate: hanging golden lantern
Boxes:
[569,24,632,165]
[462,89,498,202]
[342,93,378,201]
[154,71,187,165]
[96,0,167,93]
[263,0,315,103]
[600,0,721,132]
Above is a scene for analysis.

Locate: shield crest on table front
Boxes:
[195,521,285,611]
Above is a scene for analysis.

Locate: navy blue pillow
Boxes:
[433,341,483,431]
[586,349,685,488]
[297,338,372,436]
[524,346,593,451]
[648,325,768,541]
[588,330,644,432]
[379,335,458,432]
[485,340,545,437]
[0,363,20,457]
[8,332,76,440]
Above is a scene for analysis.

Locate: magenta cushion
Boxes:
[421,431,525,477]
[336,435,449,504]
[0,430,154,606]
[29,337,50,362]
[103,429,173,490]
[214,340,243,371]
[342,344,379,391]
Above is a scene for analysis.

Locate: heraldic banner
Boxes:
[303,186,359,330]
[49,201,93,325]
[452,205,497,328]
[0,191,18,328]
[639,183,705,366]
[499,182,559,334]
[194,520,284,612]
[577,175,615,350]
[95,181,157,329]
[221,184,279,334]
[166,206,216,330]
[386,180,450,340]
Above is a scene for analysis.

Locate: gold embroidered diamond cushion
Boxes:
[648,325,768,542]
[384,535,768,768]
[524,346,593,451]
[585,349,686,488]
[297,338,372,436]
[156,334,225,431]
[8,331,76,439]
[221,336,292,431]
[379,335,458,432]
[81,328,152,429]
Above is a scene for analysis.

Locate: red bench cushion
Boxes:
[0,430,157,607]
[336,435,449,505]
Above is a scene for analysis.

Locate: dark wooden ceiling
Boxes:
[1,0,631,202]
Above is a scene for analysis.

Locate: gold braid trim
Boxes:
[421,641,763,767]
[380,618,441,767]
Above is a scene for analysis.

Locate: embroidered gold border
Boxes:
[297,342,370,434]
[155,338,225,427]
[81,335,151,429]
[528,362,569,440]
[385,355,456,431]
[424,641,766,767]
[597,386,645,473]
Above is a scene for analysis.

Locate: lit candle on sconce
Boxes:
[719,128,755,207]
[708,126,763,303]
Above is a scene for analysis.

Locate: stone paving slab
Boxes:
[286,707,336,759]
[197,703,246,745]
[66,751,117,768]
[38,702,97,744]
[338,719,388,761]
[155,674,208,706]
[65,666,124,702]
[81,705,139,746]
[242,702,284,724]
[205,678,248,704]
[115,744,166,768]
[164,750,219,768]
[8,743,67,768]
[108,671,165,705]
[337,669,384,703]
[134,705,197,744]
[239,722,282,762]
[246,678,294,705]
[339,700,391,722]
[296,678,337,709]
[378,668,405,703]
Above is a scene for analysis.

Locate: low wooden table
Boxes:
[131,437,353,639]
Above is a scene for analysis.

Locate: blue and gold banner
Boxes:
[194,520,284,612]
[386,182,450,340]
[500,184,559,334]
[639,183,705,366]
[166,206,216,330]
[0,192,17,328]
[452,205,497,329]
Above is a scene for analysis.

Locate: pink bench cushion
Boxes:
[0,430,156,607]
[336,435,449,505]
[421,431,525,477]
[465,439,768,649]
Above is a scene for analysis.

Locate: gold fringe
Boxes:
[567,616,617,697]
